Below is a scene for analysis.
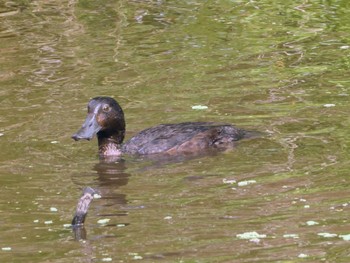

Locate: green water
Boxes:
[0,0,349,262]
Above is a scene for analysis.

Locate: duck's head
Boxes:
[72,97,125,144]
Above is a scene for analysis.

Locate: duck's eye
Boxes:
[102,105,110,112]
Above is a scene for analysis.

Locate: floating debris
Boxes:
[318,233,337,238]
[97,218,110,225]
[129,253,143,260]
[1,247,11,251]
[340,45,350,49]
[72,187,96,226]
[93,193,102,199]
[63,224,72,228]
[223,178,236,184]
[236,231,267,240]
[238,180,256,186]
[33,220,39,223]
[102,258,112,262]
[44,220,53,225]
[323,104,335,108]
[298,253,308,258]
[191,105,208,110]
[339,234,350,241]
[50,207,58,212]
[306,220,319,226]
[0,133,4,137]
[304,205,310,209]
[117,224,126,227]
[164,216,172,220]
[50,141,59,144]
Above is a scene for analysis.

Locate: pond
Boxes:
[0,0,349,262]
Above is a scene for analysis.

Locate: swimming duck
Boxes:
[72,97,252,157]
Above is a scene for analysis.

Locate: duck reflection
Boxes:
[71,143,257,240]
[72,156,130,240]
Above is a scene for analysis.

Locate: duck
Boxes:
[72,97,253,157]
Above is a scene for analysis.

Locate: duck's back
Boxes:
[122,122,247,155]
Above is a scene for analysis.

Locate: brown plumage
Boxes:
[72,97,254,157]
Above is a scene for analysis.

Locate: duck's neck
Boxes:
[97,130,124,156]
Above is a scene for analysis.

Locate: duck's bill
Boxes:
[72,114,102,141]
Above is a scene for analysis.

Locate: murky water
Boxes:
[1,0,349,262]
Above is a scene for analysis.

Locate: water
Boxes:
[1,0,349,262]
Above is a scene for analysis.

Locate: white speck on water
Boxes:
[2,247,11,251]
[50,141,59,144]
[306,220,319,226]
[191,105,208,110]
[117,224,126,227]
[33,220,39,223]
[318,233,337,238]
[323,104,335,107]
[298,253,308,258]
[236,231,267,240]
[97,218,110,224]
[340,45,350,49]
[50,207,58,212]
[93,193,102,199]
[339,234,350,241]
[238,180,256,186]
[0,133,4,137]
[164,216,172,220]
[223,178,236,184]
[44,220,53,225]
[63,224,72,228]
[102,258,112,262]
[304,205,310,208]
[129,253,143,260]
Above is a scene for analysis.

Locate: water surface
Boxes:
[0,0,349,262]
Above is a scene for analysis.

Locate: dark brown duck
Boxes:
[72,97,253,156]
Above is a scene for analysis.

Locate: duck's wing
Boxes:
[122,122,245,155]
